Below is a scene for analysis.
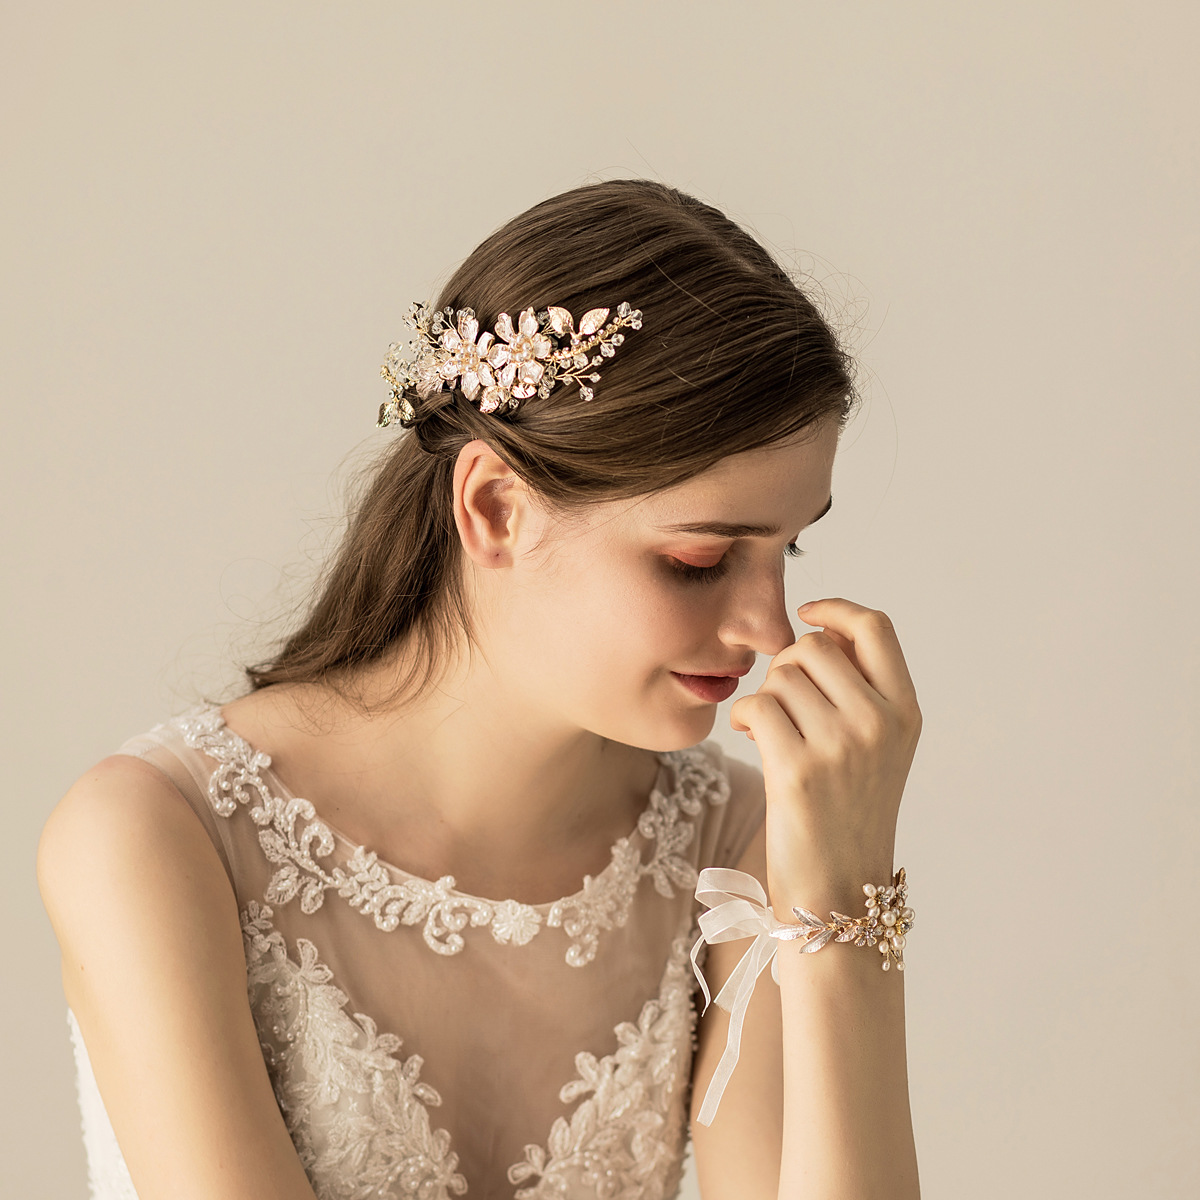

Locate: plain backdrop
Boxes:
[3,3,1196,1197]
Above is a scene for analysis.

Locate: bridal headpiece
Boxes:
[378,300,644,427]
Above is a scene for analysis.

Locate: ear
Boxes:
[452,439,528,569]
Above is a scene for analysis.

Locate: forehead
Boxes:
[629,424,839,530]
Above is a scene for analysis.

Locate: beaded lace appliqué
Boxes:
[506,929,698,1200]
[241,901,468,1198]
[175,707,729,966]
[242,900,697,1200]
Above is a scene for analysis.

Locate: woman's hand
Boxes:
[729,597,922,910]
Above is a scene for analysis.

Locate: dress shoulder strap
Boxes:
[113,717,239,892]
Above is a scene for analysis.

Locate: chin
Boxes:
[618,704,718,755]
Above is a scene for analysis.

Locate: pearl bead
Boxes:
[881,910,897,926]
[864,884,878,897]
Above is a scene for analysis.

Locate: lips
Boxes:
[671,672,743,703]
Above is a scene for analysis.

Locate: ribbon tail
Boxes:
[690,930,714,1012]
[694,932,779,1127]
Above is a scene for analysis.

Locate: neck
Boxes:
[223,644,661,902]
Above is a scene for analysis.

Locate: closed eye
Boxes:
[667,542,806,584]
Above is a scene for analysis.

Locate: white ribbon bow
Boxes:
[690,866,797,1127]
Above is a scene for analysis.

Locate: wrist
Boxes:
[766,853,898,920]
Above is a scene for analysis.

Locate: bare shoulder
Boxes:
[37,753,227,932]
[38,756,318,1197]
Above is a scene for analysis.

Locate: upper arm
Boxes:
[689,759,783,1200]
[38,754,318,1200]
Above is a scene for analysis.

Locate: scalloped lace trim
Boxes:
[172,706,729,966]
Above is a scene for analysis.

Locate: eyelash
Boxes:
[667,542,806,584]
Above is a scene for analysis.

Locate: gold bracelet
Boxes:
[771,866,914,970]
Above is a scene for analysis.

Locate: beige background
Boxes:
[4,2,1196,1197]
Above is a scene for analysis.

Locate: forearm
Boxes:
[772,874,919,1200]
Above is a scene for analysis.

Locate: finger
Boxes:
[757,661,847,743]
[798,610,861,674]
[794,598,916,704]
[770,629,879,717]
[729,690,806,760]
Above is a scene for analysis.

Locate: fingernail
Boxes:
[798,601,814,612]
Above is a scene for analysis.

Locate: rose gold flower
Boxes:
[487,307,553,399]
[437,309,496,402]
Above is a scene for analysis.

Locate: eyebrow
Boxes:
[658,494,834,539]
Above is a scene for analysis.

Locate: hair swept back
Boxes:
[245,179,857,707]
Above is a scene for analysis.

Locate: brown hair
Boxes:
[245,179,857,705]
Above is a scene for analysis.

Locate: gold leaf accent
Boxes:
[578,307,610,336]
[545,307,574,336]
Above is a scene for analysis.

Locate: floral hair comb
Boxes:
[378,300,644,427]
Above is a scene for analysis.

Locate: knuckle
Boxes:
[866,608,896,632]
[769,661,805,683]
[856,707,889,743]
[739,692,774,715]
[767,646,795,671]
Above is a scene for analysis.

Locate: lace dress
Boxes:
[67,706,765,1200]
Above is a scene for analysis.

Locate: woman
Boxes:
[38,179,922,1199]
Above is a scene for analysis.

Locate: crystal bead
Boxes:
[600,342,615,357]
[617,301,631,317]
[579,385,593,401]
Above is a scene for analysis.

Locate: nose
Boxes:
[717,565,796,660]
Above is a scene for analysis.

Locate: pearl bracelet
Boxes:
[771,867,914,971]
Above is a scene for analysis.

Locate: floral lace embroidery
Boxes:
[175,706,728,966]
[241,900,469,1199]
[506,926,699,1200]
[242,900,698,1200]
[547,751,732,967]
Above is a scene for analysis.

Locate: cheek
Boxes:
[513,551,711,678]
[583,565,712,669]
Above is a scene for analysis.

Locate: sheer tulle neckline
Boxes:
[214,706,679,912]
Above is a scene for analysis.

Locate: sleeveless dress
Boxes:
[67,705,765,1200]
